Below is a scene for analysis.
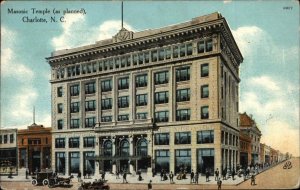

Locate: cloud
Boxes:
[51,16,134,50]
[1,26,44,128]
[223,0,232,4]
[261,120,299,157]
[240,75,299,156]
[1,26,34,81]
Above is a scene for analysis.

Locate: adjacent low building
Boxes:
[239,133,251,168]
[240,112,262,166]
[17,124,52,174]
[0,128,18,175]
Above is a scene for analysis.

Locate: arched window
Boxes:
[137,139,148,156]
[103,140,112,156]
[120,140,129,156]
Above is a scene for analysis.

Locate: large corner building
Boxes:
[47,12,243,176]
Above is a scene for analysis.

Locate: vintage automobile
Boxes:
[78,179,110,190]
[48,175,73,188]
[31,171,53,186]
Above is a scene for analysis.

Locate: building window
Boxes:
[165,47,171,59]
[173,46,179,58]
[69,152,80,173]
[154,71,169,85]
[201,106,209,119]
[84,137,95,148]
[154,133,169,145]
[120,140,130,157]
[101,80,112,92]
[221,131,224,144]
[9,134,14,143]
[84,151,95,175]
[136,74,147,88]
[55,138,65,148]
[201,63,209,77]
[57,119,63,130]
[57,87,63,97]
[151,50,158,62]
[118,77,129,90]
[115,58,120,69]
[103,140,112,156]
[201,85,209,98]
[118,114,129,121]
[175,132,191,144]
[133,54,138,65]
[155,111,169,122]
[101,116,112,122]
[158,49,165,61]
[70,119,80,129]
[138,53,144,64]
[180,44,186,57]
[176,109,191,121]
[70,102,80,113]
[101,98,112,110]
[85,82,96,94]
[176,66,190,82]
[187,43,193,55]
[136,94,148,106]
[69,137,80,148]
[206,39,213,52]
[70,84,80,96]
[85,117,96,128]
[3,135,7,144]
[197,130,214,144]
[175,149,191,173]
[155,150,170,173]
[197,148,214,175]
[136,112,147,120]
[118,96,129,108]
[28,138,41,145]
[197,39,213,53]
[0,135,2,144]
[85,100,96,111]
[137,139,148,156]
[55,152,65,174]
[57,103,63,113]
[176,88,190,102]
[155,91,169,104]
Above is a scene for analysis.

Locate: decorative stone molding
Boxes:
[113,28,134,43]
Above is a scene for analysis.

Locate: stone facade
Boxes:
[47,12,243,177]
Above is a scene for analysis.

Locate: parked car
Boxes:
[48,175,73,188]
[31,171,53,186]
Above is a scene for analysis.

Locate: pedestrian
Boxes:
[25,168,29,179]
[250,174,256,185]
[123,171,128,183]
[77,170,82,182]
[205,168,210,182]
[232,169,235,180]
[148,180,152,190]
[160,169,164,181]
[169,171,174,183]
[195,172,199,184]
[222,168,226,180]
[190,169,194,184]
[215,168,219,181]
[116,170,120,179]
[101,171,106,181]
[217,178,222,190]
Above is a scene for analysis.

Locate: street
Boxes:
[1,158,299,190]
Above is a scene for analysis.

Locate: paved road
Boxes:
[1,158,299,190]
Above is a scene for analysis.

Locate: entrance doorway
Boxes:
[32,151,41,172]
[119,160,129,172]
[197,148,215,176]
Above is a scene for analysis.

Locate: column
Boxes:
[112,137,116,174]
[65,152,69,176]
[94,136,100,177]
[147,134,153,176]
[129,136,134,173]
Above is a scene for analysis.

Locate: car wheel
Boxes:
[31,179,38,186]
[43,179,49,186]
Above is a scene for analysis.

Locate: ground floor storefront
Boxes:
[52,123,239,177]
[0,148,17,175]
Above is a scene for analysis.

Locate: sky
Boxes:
[1,0,299,156]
